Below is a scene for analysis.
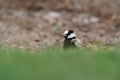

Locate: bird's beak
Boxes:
[58,34,64,38]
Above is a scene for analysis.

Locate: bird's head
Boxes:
[62,30,76,40]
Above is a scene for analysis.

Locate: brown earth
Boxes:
[0,0,120,49]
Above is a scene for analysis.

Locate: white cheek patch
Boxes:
[63,30,68,36]
[67,33,76,39]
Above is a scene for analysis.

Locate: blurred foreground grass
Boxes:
[0,46,120,80]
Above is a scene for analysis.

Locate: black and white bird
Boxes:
[62,30,82,49]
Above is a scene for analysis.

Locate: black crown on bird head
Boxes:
[63,30,76,39]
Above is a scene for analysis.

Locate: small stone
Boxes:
[34,39,40,42]
[90,17,99,23]
[19,46,25,49]
[43,11,61,24]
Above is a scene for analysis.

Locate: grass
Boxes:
[0,46,120,80]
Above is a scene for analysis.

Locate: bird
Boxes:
[62,30,82,49]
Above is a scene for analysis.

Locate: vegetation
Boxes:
[0,0,119,80]
[0,46,120,80]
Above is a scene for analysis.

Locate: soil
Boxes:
[0,0,120,49]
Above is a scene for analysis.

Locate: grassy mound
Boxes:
[0,47,120,80]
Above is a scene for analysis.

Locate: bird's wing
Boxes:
[72,38,83,48]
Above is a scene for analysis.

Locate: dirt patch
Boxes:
[0,0,120,49]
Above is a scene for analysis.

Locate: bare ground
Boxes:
[0,0,120,49]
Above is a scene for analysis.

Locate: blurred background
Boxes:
[0,0,120,49]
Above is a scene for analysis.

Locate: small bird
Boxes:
[62,30,82,49]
